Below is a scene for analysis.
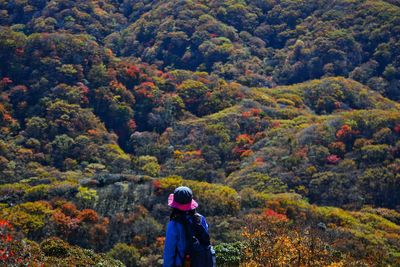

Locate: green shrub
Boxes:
[40,237,70,257]
[214,242,244,267]
[108,243,141,267]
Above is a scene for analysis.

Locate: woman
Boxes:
[163,186,211,267]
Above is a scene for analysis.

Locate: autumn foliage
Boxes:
[0,0,399,265]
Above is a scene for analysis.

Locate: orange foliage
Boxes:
[156,236,165,248]
[52,211,80,236]
[336,124,359,140]
[197,76,211,84]
[329,141,346,155]
[3,114,12,121]
[128,119,136,130]
[88,218,109,245]
[60,202,79,217]
[242,108,262,118]
[152,180,161,191]
[78,209,99,223]
[236,134,254,145]
[255,157,264,164]
[271,121,281,128]
[240,149,253,157]
[135,82,156,98]
[294,147,308,158]
[87,129,99,135]
[241,111,252,118]
[174,150,202,160]
[109,80,127,91]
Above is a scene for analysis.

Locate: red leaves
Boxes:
[0,77,13,86]
[77,82,89,94]
[3,234,12,243]
[128,119,136,131]
[336,124,351,139]
[336,124,359,140]
[326,154,341,164]
[250,108,262,116]
[125,65,140,79]
[264,209,288,223]
[10,84,28,93]
[0,221,13,243]
[0,250,9,261]
[394,123,400,134]
[161,72,175,80]
[0,220,12,230]
[242,108,261,118]
[15,47,24,56]
[234,134,255,157]
[0,220,38,265]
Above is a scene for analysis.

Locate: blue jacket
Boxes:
[163,214,208,267]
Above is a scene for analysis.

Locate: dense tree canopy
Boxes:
[0,0,400,266]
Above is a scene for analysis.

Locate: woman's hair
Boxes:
[170,208,196,221]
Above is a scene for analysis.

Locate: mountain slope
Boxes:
[114,0,400,98]
[1,0,400,266]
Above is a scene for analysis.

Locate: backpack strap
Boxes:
[191,214,210,246]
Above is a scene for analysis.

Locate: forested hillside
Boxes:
[0,0,399,266]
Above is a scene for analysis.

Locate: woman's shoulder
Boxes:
[193,212,205,222]
[194,212,207,220]
[194,213,208,231]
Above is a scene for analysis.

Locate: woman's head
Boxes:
[168,186,198,211]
